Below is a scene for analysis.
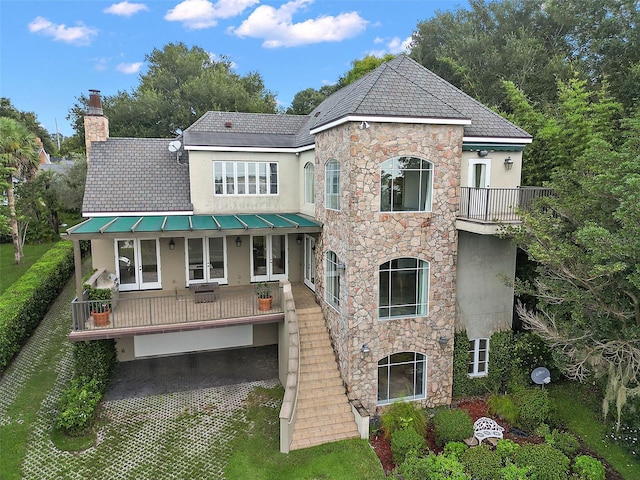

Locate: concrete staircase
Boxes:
[289,305,361,450]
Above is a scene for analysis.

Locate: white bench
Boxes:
[473,417,504,445]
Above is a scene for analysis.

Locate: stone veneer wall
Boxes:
[314,122,462,414]
[84,114,109,159]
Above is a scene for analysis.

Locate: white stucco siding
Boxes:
[188,150,301,214]
[297,149,316,217]
[461,151,523,188]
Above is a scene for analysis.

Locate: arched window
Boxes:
[325,250,341,308]
[380,156,433,212]
[378,352,426,404]
[379,258,429,319]
[304,162,315,204]
[325,159,340,210]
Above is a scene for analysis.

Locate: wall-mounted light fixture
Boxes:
[361,343,370,355]
[504,156,514,170]
[296,235,302,245]
[169,238,176,250]
[438,336,449,346]
[235,236,242,247]
[337,262,346,275]
[477,149,489,157]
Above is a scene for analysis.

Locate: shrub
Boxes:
[488,393,519,424]
[391,427,427,465]
[547,429,580,456]
[396,452,431,480]
[460,444,503,480]
[573,455,605,480]
[513,387,550,432]
[381,401,427,438]
[500,463,532,480]
[73,340,117,393]
[398,452,470,480]
[433,408,474,447]
[55,377,102,436]
[443,441,468,460]
[496,438,520,462]
[0,241,74,371]
[513,443,570,480]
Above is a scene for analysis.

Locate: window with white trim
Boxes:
[325,159,340,210]
[379,258,429,319]
[378,352,427,405]
[186,237,227,284]
[304,162,315,204]
[325,250,340,308]
[380,156,433,212]
[468,338,489,377]
[214,161,278,195]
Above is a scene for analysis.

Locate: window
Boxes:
[304,162,315,204]
[378,352,426,404]
[325,159,340,210]
[325,250,340,308]
[187,237,226,284]
[379,258,429,319]
[214,161,278,195]
[468,338,489,377]
[380,156,433,212]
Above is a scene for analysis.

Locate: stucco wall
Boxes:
[315,121,462,413]
[297,149,316,217]
[460,151,523,188]
[455,231,517,338]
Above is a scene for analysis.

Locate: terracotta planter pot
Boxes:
[257,297,273,311]
[92,310,110,327]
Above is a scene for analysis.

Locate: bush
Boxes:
[381,401,427,438]
[547,429,579,456]
[488,393,519,424]
[55,377,102,436]
[513,388,550,432]
[433,408,474,447]
[443,441,468,460]
[460,443,502,480]
[390,427,427,465]
[513,443,570,480]
[398,452,469,480]
[573,455,605,480]
[73,340,117,393]
[500,463,532,480]
[496,438,520,462]
[0,241,74,371]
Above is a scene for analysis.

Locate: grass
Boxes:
[0,241,59,294]
[549,381,640,480]
[225,386,386,480]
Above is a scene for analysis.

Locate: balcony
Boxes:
[70,283,284,341]
[457,187,552,234]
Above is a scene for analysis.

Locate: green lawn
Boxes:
[549,382,640,479]
[0,241,59,294]
[225,386,386,480]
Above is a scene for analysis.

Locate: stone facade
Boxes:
[84,114,109,159]
[314,121,462,414]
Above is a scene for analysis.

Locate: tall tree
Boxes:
[0,97,58,155]
[0,118,40,263]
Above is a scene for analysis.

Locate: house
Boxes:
[66,55,543,450]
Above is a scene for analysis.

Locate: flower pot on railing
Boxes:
[255,282,273,311]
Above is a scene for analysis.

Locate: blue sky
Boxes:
[1,0,462,138]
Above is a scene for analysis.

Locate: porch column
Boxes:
[73,239,83,299]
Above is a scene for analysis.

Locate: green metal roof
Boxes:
[67,213,321,235]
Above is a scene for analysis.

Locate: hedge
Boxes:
[0,240,75,371]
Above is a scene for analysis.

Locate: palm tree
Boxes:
[0,117,39,264]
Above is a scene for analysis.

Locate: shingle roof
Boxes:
[308,55,531,139]
[82,138,192,214]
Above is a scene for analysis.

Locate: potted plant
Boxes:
[85,285,112,327]
[255,282,273,311]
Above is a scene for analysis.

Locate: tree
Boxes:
[0,97,58,155]
[0,117,40,263]
[513,107,640,430]
[286,88,328,115]
[52,155,86,213]
[67,43,278,141]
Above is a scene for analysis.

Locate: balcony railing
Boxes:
[458,187,553,222]
[71,283,284,333]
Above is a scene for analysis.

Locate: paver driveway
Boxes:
[0,263,280,479]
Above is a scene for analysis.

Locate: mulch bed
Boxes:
[369,397,624,479]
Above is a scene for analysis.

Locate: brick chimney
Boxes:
[84,89,109,160]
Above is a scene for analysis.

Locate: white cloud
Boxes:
[28,16,98,45]
[94,57,109,71]
[165,0,258,30]
[231,0,368,48]
[368,35,412,57]
[104,2,149,17]
[116,62,143,74]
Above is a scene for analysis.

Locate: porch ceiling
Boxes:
[66,213,322,239]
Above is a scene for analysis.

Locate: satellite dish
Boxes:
[168,140,181,152]
[531,367,551,386]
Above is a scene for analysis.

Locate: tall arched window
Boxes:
[304,162,315,204]
[378,352,427,404]
[379,258,429,319]
[380,156,433,212]
[325,250,340,308]
[325,159,340,210]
